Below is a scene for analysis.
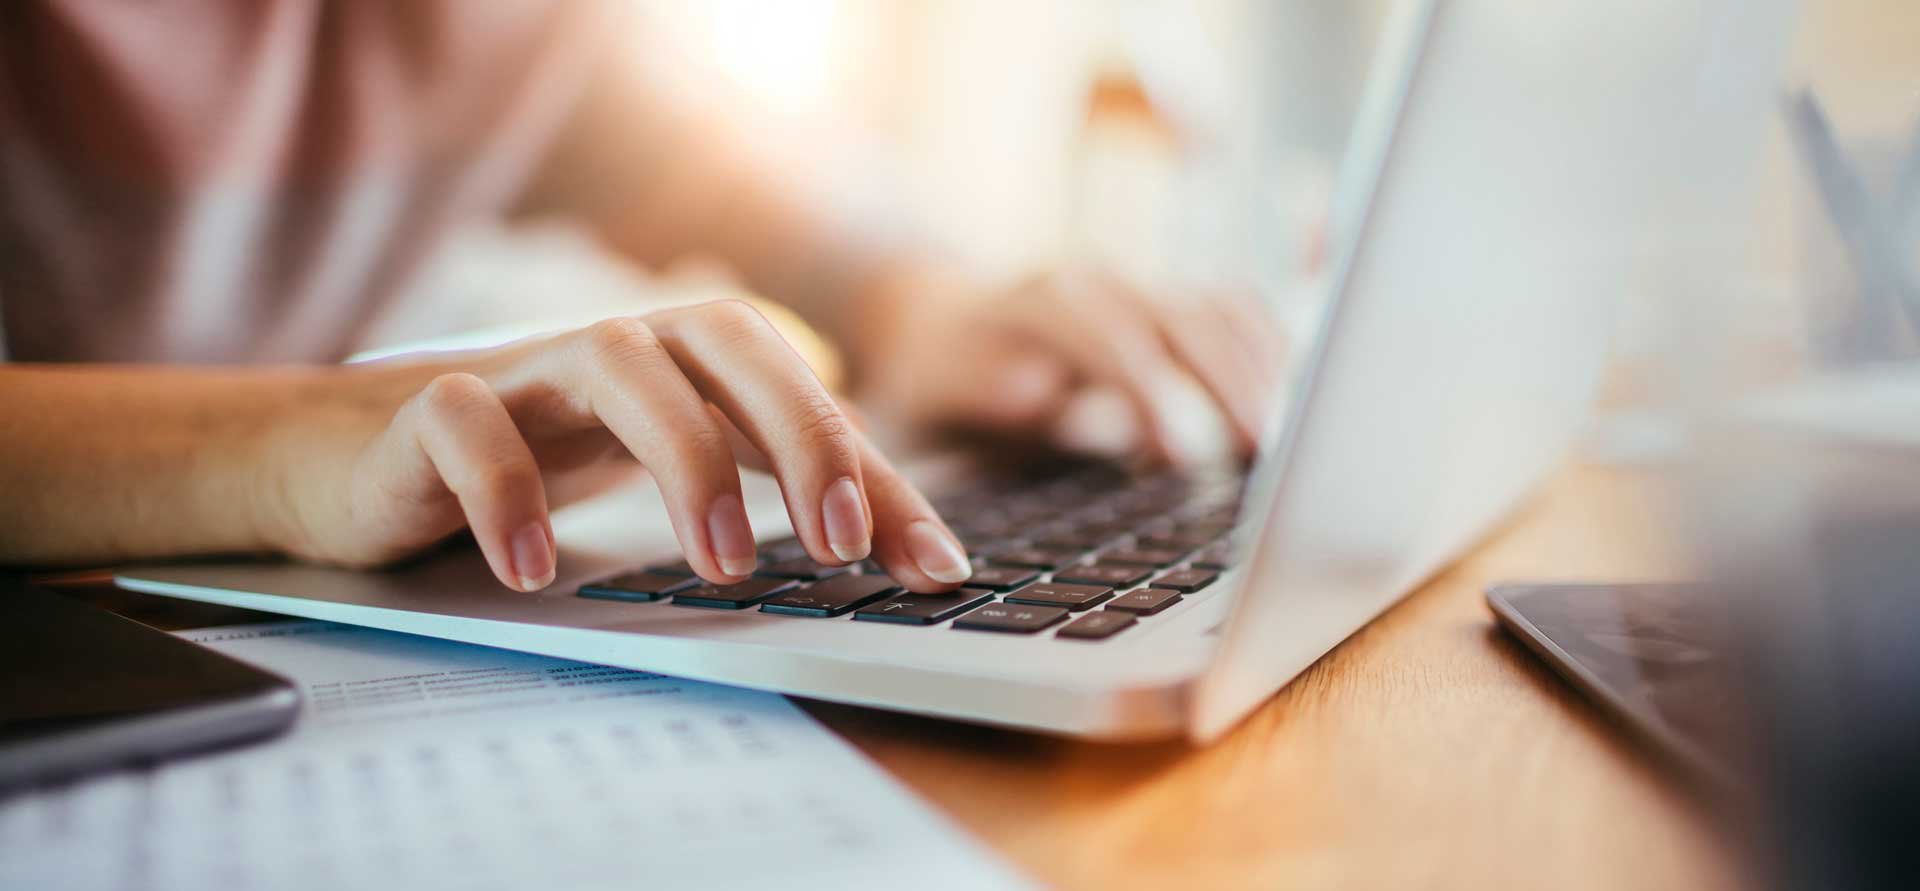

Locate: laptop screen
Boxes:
[1193,0,1794,740]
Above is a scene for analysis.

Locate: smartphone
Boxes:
[0,577,299,791]
[1487,582,1750,793]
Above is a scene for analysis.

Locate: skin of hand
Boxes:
[849,266,1288,462]
[253,299,973,594]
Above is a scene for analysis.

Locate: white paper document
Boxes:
[0,621,1030,891]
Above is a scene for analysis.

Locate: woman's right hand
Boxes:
[256,299,973,593]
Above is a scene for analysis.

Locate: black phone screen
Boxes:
[0,577,298,787]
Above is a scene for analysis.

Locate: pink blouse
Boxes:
[0,0,612,362]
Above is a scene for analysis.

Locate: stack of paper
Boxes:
[0,622,1030,891]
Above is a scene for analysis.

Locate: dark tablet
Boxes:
[1488,582,1749,793]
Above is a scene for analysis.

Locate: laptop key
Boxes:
[854,589,996,626]
[760,575,901,617]
[1033,533,1117,552]
[1003,582,1114,611]
[1070,521,1138,542]
[1051,564,1152,588]
[1056,610,1137,641]
[672,577,797,610]
[1099,547,1188,568]
[648,561,697,577]
[758,537,810,562]
[577,571,700,603]
[1190,544,1234,570]
[1148,568,1218,593]
[966,538,1028,559]
[988,548,1084,570]
[1134,532,1216,551]
[1107,587,1182,616]
[953,603,1070,634]
[963,566,1041,591]
[755,557,852,581]
[1178,520,1237,539]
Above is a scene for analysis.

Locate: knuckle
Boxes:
[787,391,855,452]
[458,463,532,506]
[661,419,733,471]
[682,419,734,458]
[583,317,666,369]
[691,298,773,344]
[699,297,766,325]
[415,372,495,419]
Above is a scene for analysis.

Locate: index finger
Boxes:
[1122,285,1286,453]
[645,300,874,567]
[1002,273,1189,462]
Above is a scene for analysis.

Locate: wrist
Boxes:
[240,366,395,560]
[242,405,311,560]
[839,262,975,389]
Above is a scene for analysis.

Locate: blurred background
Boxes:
[629,0,1379,294]
[360,0,1394,358]
[371,0,1920,408]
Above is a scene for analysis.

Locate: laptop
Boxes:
[117,0,1787,741]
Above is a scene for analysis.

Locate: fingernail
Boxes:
[511,522,556,591]
[821,477,871,562]
[707,494,758,577]
[904,520,971,584]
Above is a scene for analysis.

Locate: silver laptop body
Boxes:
[118,0,1791,741]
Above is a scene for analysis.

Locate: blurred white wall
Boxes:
[636,0,1370,285]
[635,1,1918,362]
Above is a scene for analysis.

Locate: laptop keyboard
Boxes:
[577,462,1249,643]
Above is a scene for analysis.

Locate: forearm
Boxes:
[516,25,951,368]
[578,149,960,391]
[0,364,349,566]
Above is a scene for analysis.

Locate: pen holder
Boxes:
[1793,114,1920,365]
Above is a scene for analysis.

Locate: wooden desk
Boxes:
[64,462,1734,889]
[807,463,1736,890]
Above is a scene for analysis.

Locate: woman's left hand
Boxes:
[850,268,1287,461]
